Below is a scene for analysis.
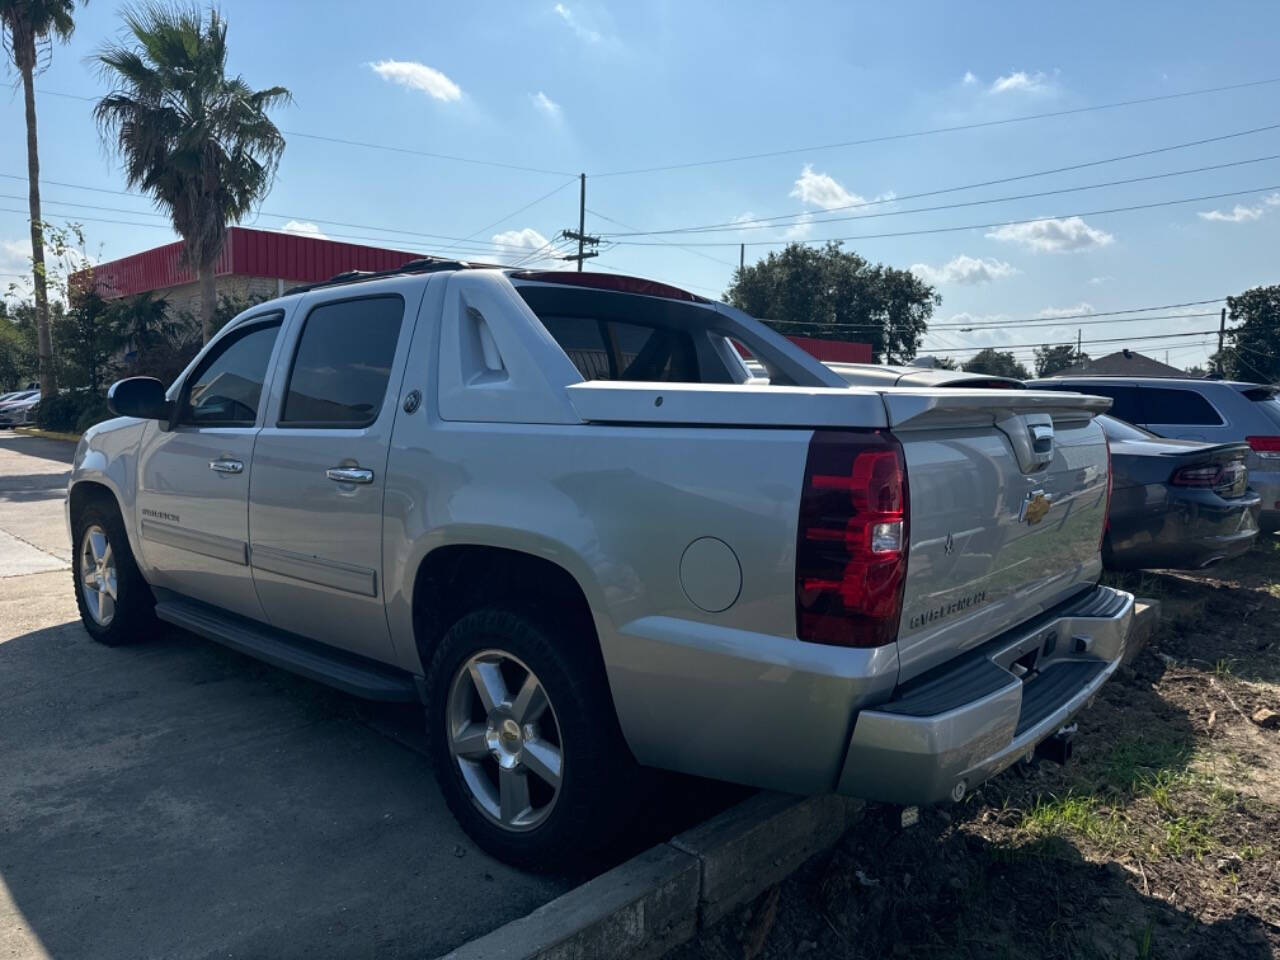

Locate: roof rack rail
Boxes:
[285,257,472,296]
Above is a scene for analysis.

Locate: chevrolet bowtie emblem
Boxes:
[1021,490,1052,525]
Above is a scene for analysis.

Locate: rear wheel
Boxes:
[71,498,155,646]
[425,608,640,868]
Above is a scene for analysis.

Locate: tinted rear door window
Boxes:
[281,296,405,427]
[1141,387,1223,426]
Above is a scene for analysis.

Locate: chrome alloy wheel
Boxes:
[446,649,563,831]
[79,524,118,626]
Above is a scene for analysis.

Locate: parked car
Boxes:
[1029,376,1280,530]
[69,264,1134,866]
[0,390,40,427]
[1096,415,1259,570]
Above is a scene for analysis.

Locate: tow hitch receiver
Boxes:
[1035,723,1077,766]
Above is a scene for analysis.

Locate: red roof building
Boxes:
[87,226,428,314]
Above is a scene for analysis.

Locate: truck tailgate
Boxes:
[883,388,1111,683]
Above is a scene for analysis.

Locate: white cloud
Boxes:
[280,220,329,240]
[1035,302,1094,319]
[990,70,1050,94]
[910,254,1017,286]
[1087,276,1111,286]
[553,3,601,43]
[1198,193,1280,223]
[962,71,978,86]
[1199,203,1265,223]
[368,59,462,101]
[789,165,892,213]
[491,227,560,266]
[530,91,562,120]
[985,216,1114,253]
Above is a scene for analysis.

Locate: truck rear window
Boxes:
[536,314,700,382]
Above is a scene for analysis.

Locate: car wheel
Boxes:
[425,608,640,869]
[71,497,156,646]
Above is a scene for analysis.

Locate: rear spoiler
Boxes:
[881,388,1111,430]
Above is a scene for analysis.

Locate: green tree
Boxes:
[1,0,84,400]
[963,348,1030,380]
[1218,285,1280,383]
[726,242,940,364]
[1034,343,1089,377]
[57,289,117,393]
[93,4,290,343]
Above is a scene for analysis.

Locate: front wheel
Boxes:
[71,498,155,646]
[425,609,640,868]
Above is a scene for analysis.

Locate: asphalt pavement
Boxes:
[0,431,576,959]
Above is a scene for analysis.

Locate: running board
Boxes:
[154,597,420,703]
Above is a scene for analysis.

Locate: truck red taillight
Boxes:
[796,430,908,647]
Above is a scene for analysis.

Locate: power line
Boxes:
[600,152,1280,237]
[586,208,739,268]
[0,206,564,260]
[435,176,579,254]
[905,328,1221,354]
[0,173,572,252]
[767,310,1221,335]
[34,88,577,177]
[591,76,1280,177]
[596,122,1280,236]
[607,184,1280,247]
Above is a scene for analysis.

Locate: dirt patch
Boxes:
[668,537,1280,960]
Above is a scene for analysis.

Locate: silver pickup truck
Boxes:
[69,263,1133,866]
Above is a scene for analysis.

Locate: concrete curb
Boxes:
[436,793,863,960]
[12,426,81,442]
[1123,597,1162,666]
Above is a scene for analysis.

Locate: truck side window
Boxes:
[280,295,405,427]
[180,318,282,427]
[1140,387,1224,426]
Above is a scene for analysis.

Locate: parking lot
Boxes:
[0,434,578,959]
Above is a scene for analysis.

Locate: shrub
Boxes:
[35,390,107,434]
[75,398,114,434]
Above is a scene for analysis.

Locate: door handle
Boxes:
[209,459,244,474]
[326,466,374,484]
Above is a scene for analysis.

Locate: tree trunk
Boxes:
[21,60,56,398]
[198,261,216,343]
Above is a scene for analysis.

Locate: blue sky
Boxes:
[3,0,1279,369]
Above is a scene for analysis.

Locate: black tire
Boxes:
[425,608,640,869]
[71,496,156,646]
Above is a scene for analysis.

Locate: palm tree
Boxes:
[93,4,289,342]
[1,0,82,399]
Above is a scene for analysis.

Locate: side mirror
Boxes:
[107,377,170,421]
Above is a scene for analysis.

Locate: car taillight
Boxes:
[1246,436,1280,460]
[1170,463,1225,487]
[796,430,908,647]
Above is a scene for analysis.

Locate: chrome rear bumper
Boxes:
[837,585,1134,805]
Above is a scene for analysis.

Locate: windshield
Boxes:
[1097,414,1158,442]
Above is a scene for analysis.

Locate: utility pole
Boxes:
[1217,307,1227,371]
[559,173,598,270]
[1076,328,1082,360]
[739,243,745,272]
